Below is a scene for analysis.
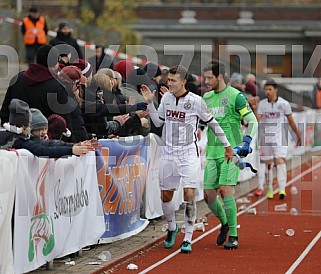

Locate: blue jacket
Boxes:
[0,131,73,158]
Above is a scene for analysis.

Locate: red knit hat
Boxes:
[71,58,93,78]
[60,65,87,85]
[47,114,71,140]
[245,81,257,96]
[113,59,134,81]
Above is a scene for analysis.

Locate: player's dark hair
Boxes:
[264,79,278,89]
[203,59,226,78]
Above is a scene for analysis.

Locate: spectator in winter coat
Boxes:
[49,22,83,60]
[0,44,72,133]
[58,65,89,142]
[88,45,114,74]
[30,108,99,150]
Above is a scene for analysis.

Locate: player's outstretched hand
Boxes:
[225,146,234,163]
[141,84,155,104]
[72,145,89,156]
[79,139,101,151]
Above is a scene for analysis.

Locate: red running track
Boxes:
[107,155,321,274]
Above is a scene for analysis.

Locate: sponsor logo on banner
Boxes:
[28,161,55,262]
[97,137,148,240]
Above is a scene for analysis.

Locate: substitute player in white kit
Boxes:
[255,79,301,199]
[141,65,234,253]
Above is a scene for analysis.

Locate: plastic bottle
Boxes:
[290,208,299,216]
[291,186,298,195]
[98,251,111,262]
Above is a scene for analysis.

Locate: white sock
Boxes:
[162,201,176,231]
[258,163,266,189]
[267,164,274,189]
[277,163,287,191]
[183,201,196,243]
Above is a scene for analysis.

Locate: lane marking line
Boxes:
[139,159,321,274]
[285,230,321,274]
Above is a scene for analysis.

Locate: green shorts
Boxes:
[203,158,239,190]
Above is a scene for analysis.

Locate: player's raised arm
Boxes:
[141,84,164,127]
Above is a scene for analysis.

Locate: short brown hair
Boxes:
[168,65,188,80]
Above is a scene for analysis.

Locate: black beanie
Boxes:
[8,99,31,128]
[143,62,161,78]
[58,22,69,31]
[36,44,59,68]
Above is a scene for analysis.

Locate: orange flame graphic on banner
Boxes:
[97,146,147,216]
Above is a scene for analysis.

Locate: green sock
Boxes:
[208,199,227,225]
[223,196,238,237]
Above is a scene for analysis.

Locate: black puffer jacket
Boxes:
[49,31,83,60]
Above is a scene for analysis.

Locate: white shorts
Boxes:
[260,145,288,161]
[158,155,200,190]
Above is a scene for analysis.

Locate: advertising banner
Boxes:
[97,137,149,242]
[13,150,104,274]
[0,150,17,274]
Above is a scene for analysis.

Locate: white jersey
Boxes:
[257,96,292,147]
[157,91,213,158]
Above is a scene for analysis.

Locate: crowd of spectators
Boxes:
[1,17,267,157]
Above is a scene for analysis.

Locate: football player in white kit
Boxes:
[141,65,234,253]
[255,79,301,199]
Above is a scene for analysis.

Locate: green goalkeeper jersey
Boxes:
[203,86,252,159]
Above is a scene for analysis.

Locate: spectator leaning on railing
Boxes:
[0,99,90,157]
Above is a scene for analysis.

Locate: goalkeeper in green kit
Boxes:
[202,60,258,249]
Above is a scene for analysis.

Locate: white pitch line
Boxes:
[139,159,321,274]
[285,230,321,274]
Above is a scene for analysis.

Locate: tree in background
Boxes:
[77,0,139,51]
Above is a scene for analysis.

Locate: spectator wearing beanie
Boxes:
[30,108,48,140]
[244,81,259,116]
[47,114,71,140]
[59,65,87,88]
[143,62,165,104]
[59,65,90,142]
[49,21,83,60]
[244,81,258,97]
[0,99,89,157]
[113,59,134,83]
[70,58,93,85]
[0,44,72,136]
[144,62,162,85]
[2,98,31,135]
